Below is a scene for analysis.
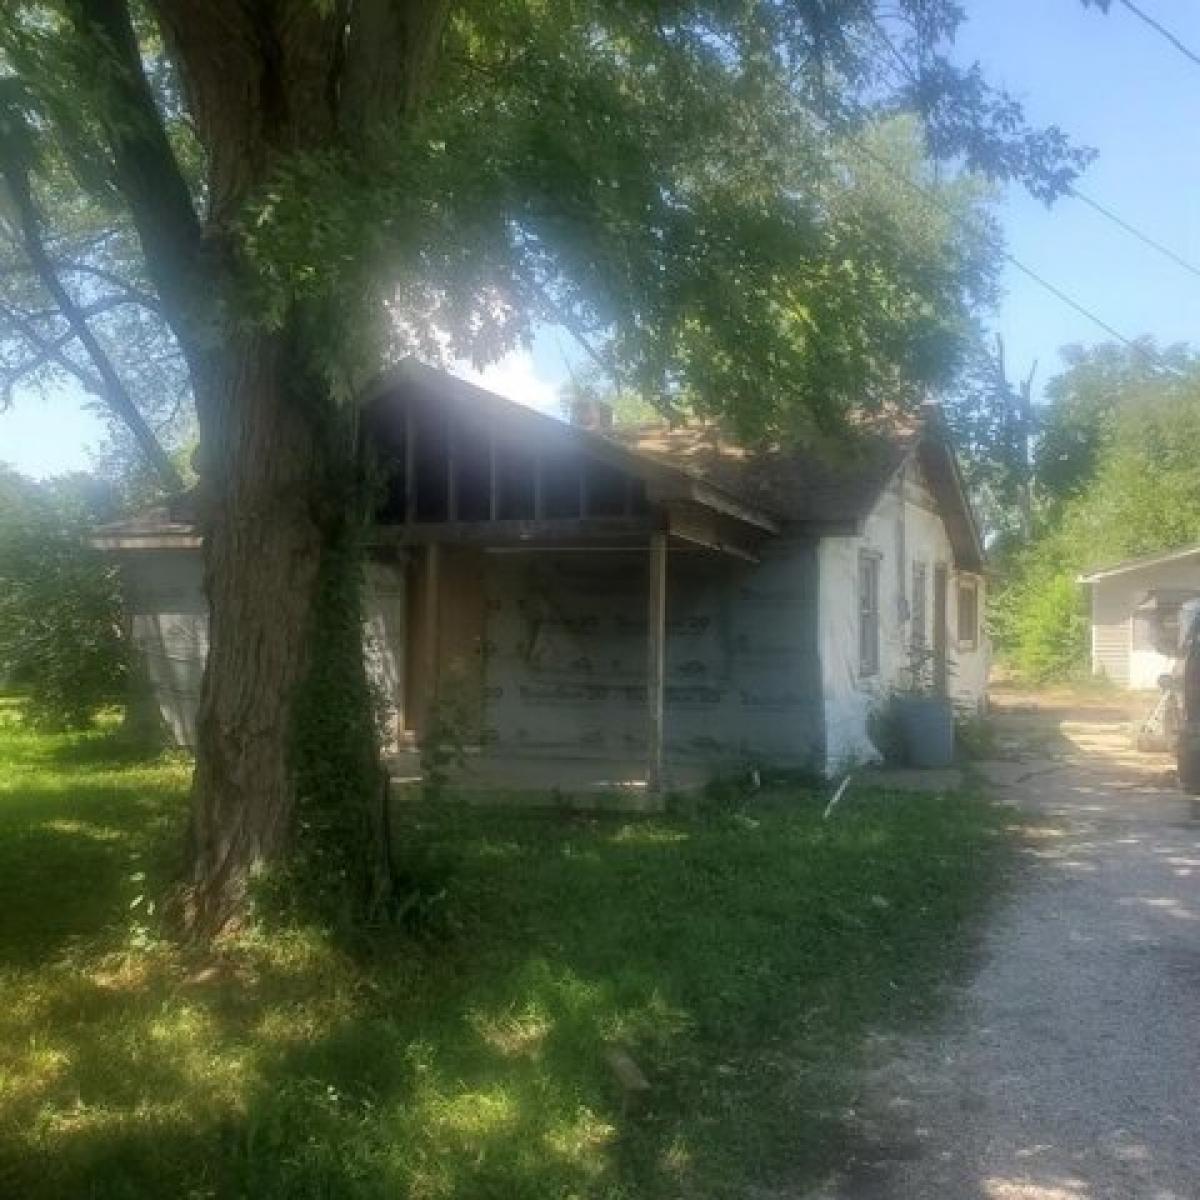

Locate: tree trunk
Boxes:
[183,328,327,935]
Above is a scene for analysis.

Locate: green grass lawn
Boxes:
[0,696,1011,1199]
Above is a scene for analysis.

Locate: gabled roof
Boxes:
[601,406,984,570]
[96,360,985,569]
[362,361,781,533]
[1078,543,1200,583]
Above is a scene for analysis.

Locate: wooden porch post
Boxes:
[424,543,441,714]
[647,531,667,792]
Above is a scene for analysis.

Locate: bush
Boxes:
[866,697,906,766]
[955,710,997,761]
[995,567,1088,683]
[0,471,127,729]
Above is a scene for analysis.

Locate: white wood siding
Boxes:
[1091,578,1132,685]
[818,460,989,770]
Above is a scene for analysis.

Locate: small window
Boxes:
[958,578,979,650]
[859,551,881,677]
[912,561,927,648]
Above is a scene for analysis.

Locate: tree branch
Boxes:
[0,299,105,397]
[64,0,211,373]
[339,0,452,132]
[0,299,127,389]
[0,165,184,492]
[59,262,166,317]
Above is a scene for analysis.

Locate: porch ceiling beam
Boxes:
[91,531,202,551]
[648,478,779,535]
[372,366,778,536]
[668,528,759,564]
[369,516,662,547]
[666,503,764,563]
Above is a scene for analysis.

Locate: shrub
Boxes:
[0,472,127,729]
[955,710,997,761]
[997,568,1088,682]
[866,697,906,766]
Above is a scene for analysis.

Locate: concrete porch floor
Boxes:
[386,750,712,812]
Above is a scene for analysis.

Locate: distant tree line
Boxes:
[947,340,1200,681]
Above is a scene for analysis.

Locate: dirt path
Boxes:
[816,690,1200,1200]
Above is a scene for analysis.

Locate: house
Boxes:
[94,361,988,793]
[1079,545,1200,689]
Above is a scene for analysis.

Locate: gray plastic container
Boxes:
[896,695,955,768]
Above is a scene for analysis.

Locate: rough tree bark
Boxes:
[64,0,450,933]
[183,330,326,932]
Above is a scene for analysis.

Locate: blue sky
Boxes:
[2,0,1197,478]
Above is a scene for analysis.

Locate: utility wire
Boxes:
[1117,0,1200,70]
[734,18,1185,379]
[840,130,1186,378]
[1067,185,1200,279]
[871,19,1200,283]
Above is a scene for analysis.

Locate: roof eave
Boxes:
[1078,543,1200,583]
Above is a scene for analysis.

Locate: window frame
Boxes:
[859,550,881,678]
[911,560,928,650]
[957,576,979,651]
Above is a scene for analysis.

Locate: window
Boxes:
[958,577,979,649]
[859,551,881,676]
[911,561,927,648]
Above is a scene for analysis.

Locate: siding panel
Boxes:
[1091,579,1131,684]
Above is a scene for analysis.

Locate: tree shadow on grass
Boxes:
[0,732,188,966]
[0,786,1006,1199]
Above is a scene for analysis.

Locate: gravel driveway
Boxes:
[815,694,1200,1200]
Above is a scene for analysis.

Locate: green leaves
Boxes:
[210,1,1076,442]
[0,468,128,729]
[4,1,1093,448]
[994,342,1200,680]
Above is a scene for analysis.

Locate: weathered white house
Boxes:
[1079,545,1200,689]
[96,362,988,788]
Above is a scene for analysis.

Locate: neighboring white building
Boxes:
[1079,546,1200,690]
[97,363,988,780]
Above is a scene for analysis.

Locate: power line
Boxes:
[841,131,1186,379]
[1117,0,1200,70]
[780,21,1187,377]
[871,20,1200,283]
[1067,186,1200,279]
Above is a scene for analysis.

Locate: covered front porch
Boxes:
[362,363,781,804]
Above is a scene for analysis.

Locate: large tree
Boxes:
[0,1,1089,933]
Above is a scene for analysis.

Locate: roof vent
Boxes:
[568,398,614,431]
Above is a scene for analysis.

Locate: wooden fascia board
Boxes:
[668,479,779,534]
[369,516,663,548]
[911,438,986,573]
